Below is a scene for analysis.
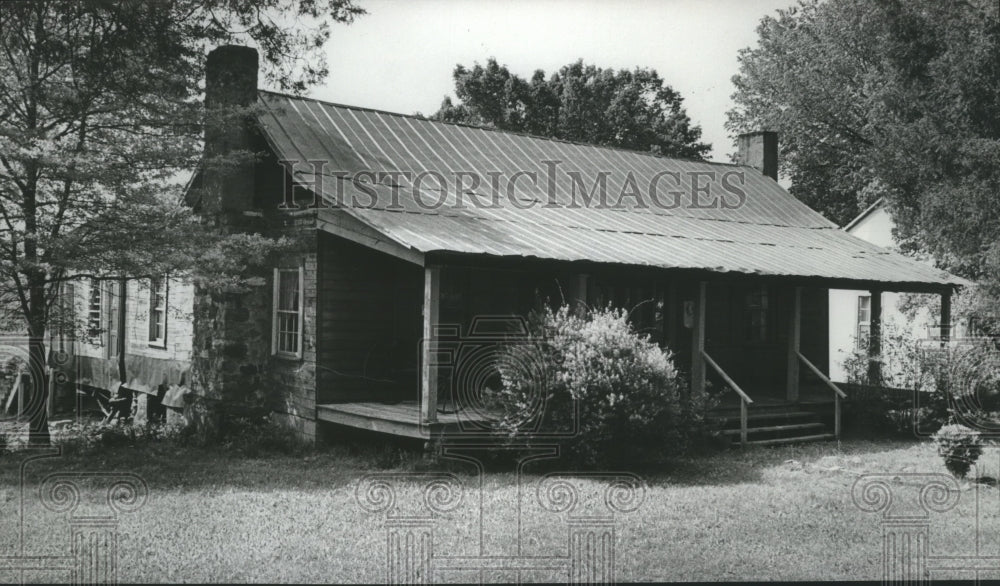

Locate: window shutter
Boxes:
[271,268,279,355]
[296,266,304,359]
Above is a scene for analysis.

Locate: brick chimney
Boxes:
[736,131,778,182]
[203,45,259,215]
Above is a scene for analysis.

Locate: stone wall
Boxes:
[189,263,273,421]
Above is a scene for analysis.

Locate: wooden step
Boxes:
[720,422,826,436]
[710,411,821,426]
[712,408,824,419]
[746,410,820,420]
[745,433,837,446]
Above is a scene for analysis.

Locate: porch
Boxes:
[310,236,957,447]
[314,382,840,446]
[316,400,495,441]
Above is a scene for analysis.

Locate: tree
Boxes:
[728,0,1000,330]
[0,0,363,444]
[435,58,711,160]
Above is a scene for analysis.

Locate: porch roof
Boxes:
[257,91,965,291]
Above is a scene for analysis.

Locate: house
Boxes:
[55,276,194,423]
[828,198,975,383]
[62,45,965,446]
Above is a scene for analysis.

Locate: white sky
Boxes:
[311,0,795,163]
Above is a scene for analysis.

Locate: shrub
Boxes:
[51,419,188,455]
[46,412,310,458]
[217,412,311,457]
[933,423,984,479]
[841,323,1000,434]
[842,322,935,391]
[490,305,711,469]
[841,390,913,438]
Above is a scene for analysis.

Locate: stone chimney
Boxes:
[736,131,778,182]
[203,45,259,215]
[190,45,269,435]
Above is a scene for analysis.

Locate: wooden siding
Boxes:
[401,260,831,403]
[316,233,423,404]
[267,242,319,441]
[701,283,828,394]
[66,276,194,393]
[70,277,193,364]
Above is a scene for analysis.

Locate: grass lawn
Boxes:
[1,430,999,583]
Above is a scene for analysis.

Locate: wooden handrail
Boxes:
[796,351,847,398]
[701,350,752,446]
[701,350,754,405]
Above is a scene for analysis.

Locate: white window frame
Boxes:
[856,295,871,349]
[87,277,104,346]
[272,267,304,359]
[148,276,168,348]
[104,279,124,360]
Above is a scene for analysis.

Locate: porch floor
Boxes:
[317,384,845,440]
[316,400,496,440]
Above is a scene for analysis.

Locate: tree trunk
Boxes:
[26,311,50,446]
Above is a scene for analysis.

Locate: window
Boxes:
[744,285,768,342]
[105,280,124,360]
[87,278,103,343]
[272,267,304,358]
[856,295,871,349]
[148,276,167,347]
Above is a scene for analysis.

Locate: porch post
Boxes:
[421,266,441,424]
[940,289,952,347]
[691,281,706,397]
[786,286,801,402]
[664,279,677,350]
[868,290,883,386]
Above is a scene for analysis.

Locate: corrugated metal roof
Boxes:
[257,90,963,288]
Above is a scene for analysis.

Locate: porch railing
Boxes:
[797,351,847,438]
[701,350,754,446]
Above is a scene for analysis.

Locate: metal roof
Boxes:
[256,90,964,289]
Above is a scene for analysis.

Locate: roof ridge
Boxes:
[842,197,886,231]
[258,88,742,169]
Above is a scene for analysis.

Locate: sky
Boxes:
[308,0,797,163]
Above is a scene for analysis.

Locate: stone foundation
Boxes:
[271,411,316,444]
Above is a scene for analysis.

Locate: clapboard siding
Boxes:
[69,276,193,364]
[316,233,423,404]
[800,286,830,375]
[65,276,194,394]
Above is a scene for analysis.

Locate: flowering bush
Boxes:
[490,305,710,468]
[933,423,984,479]
[842,323,1000,434]
[841,323,935,391]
